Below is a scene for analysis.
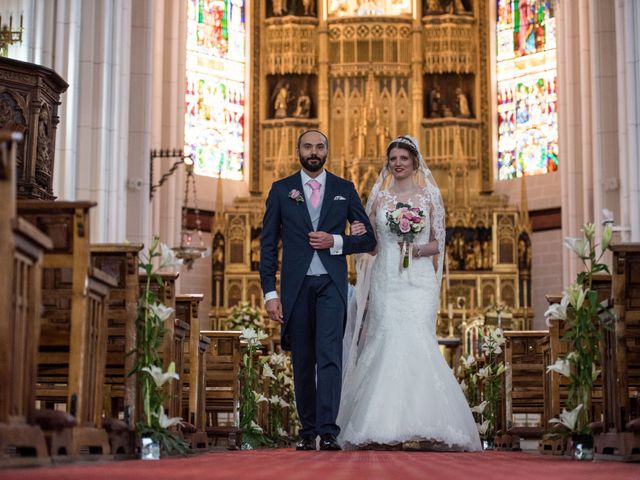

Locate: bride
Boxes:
[338,135,481,451]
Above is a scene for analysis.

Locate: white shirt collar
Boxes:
[300,169,326,188]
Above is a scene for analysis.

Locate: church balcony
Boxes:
[422,14,477,74]
[327,17,412,77]
[264,17,319,75]
[421,117,480,171]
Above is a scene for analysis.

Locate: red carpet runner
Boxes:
[0,449,638,480]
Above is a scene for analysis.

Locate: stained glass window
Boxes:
[496,0,558,180]
[185,0,246,180]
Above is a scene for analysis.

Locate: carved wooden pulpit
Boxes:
[0,56,68,200]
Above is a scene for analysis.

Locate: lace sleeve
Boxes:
[427,178,446,281]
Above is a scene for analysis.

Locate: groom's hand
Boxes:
[265,298,284,324]
[309,231,334,249]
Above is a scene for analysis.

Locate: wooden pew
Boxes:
[495,331,546,450]
[595,244,640,461]
[200,331,242,449]
[18,200,116,458]
[90,243,142,455]
[0,131,53,466]
[176,294,210,451]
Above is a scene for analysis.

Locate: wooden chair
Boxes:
[0,131,53,467]
[176,294,210,451]
[595,244,640,461]
[200,330,242,449]
[18,200,116,459]
[90,243,142,455]
[495,331,546,450]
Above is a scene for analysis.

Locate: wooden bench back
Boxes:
[0,131,52,425]
[17,201,116,428]
[200,331,241,428]
[91,244,142,424]
[604,244,640,431]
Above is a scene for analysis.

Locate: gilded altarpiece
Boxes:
[211,0,533,353]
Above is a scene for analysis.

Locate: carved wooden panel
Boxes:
[264,18,318,75]
[0,57,68,200]
[422,16,477,74]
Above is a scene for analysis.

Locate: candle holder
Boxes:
[0,14,23,57]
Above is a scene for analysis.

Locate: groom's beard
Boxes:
[299,153,327,172]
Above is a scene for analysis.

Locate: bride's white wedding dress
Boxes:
[337,190,482,451]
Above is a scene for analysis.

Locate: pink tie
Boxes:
[308,179,321,209]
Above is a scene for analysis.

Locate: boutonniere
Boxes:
[288,189,304,204]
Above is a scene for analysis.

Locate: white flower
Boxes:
[268,395,282,405]
[240,328,268,347]
[269,353,287,367]
[477,420,490,435]
[250,420,263,433]
[546,357,571,378]
[262,363,277,380]
[159,243,183,268]
[477,366,490,379]
[581,223,596,241]
[490,328,506,345]
[470,401,488,414]
[156,406,183,428]
[592,364,601,382]
[461,355,476,368]
[277,427,289,438]
[149,302,174,321]
[253,391,269,403]
[278,398,290,408]
[545,295,569,324]
[549,404,583,432]
[564,237,589,259]
[565,283,587,310]
[283,375,294,387]
[602,223,613,251]
[459,380,468,393]
[482,342,502,356]
[142,362,179,387]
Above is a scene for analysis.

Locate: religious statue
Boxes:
[292,89,311,118]
[424,0,443,14]
[451,230,465,263]
[472,240,482,269]
[428,84,442,118]
[454,88,472,118]
[518,238,532,270]
[273,81,291,118]
[212,238,225,270]
[302,0,316,16]
[464,243,476,270]
[442,0,471,14]
[271,0,288,16]
[35,109,52,188]
[481,240,492,270]
[250,236,261,271]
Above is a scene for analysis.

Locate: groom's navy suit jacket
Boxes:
[260,171,377,350]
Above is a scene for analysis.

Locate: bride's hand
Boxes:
[350,221,366,236]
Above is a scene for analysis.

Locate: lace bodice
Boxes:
[374,189,432,253]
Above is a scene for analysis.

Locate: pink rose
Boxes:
[399,218,411,233]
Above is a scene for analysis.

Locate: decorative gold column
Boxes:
[411,0,423,140]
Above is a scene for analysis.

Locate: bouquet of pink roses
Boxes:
[385,202,426,268]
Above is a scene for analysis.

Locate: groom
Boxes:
[260,130,376,451]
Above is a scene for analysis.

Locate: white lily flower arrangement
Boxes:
[544,222,614,434]
[134,238,188,455]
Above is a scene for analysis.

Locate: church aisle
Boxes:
[0,449,638,480]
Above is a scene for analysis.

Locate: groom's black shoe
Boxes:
[296,435,317,451]
[319,434,341,451]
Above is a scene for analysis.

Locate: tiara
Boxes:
[390,135,419,151]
